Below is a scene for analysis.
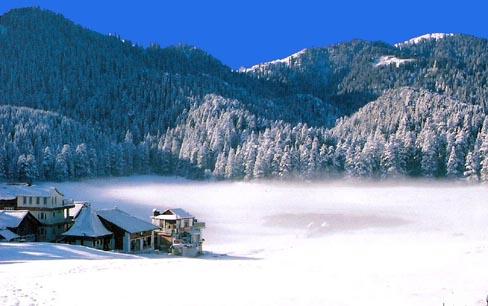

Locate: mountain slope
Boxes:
[0,105,116,181]
[0,8,487,182]
[0,7,336,137]
[330,87,487,178]
[243,34,488,114]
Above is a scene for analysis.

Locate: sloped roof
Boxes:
[69,202,88,219]
[0,184,59,200]
[97,208,157,234]
[169,208,193,219]
[0,228,19,241]
[63,205,112,238]
[155,208,194,220]
[0,210,29,228]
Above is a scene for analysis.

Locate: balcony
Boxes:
[62,199,75,209]
[193,222,205,229]
[158,228,174,236]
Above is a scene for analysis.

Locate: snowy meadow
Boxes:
[1,176,488,306]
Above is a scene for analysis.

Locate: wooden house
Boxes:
[0,210,41,241]
[62,204,114,250]
[97,207,157,253]
[151,208,205,256]
[0,184,74,241]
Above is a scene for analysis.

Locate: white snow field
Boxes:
[1,176,488,306]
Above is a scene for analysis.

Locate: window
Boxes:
[23,197,27,205]
[43,198,47,205]
[36,198,40,205]
[29,197,32,205]
[53,212,55,217]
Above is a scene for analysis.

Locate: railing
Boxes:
[157,224,205,236]
[62,199,75,208]
[158,228,174,236]
[193,222,206,229]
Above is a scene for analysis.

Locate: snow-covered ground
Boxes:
[1,176,488,306]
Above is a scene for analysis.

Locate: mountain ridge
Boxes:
[0,7,487,182]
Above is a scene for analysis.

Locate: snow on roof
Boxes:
[63,205,112,238]
[240,49,307,73]
[0,210,29,228]
[0,228,19,241]
[69,202,88,219]
[0,184,59,200]
[158,208,194,219]
[375,56,415,68]
[97,208,157,234]
[395,33,455,47]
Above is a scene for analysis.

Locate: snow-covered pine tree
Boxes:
[213,152,226,179]
[54,153,68,181]
[420,125,439,177]
[463,151,480,182]
[480,157,488,183]
[446,145,463,178]
[224,148,236,179]
[17,154,38,184]
[279,146,292,179]
[41,146,55,180]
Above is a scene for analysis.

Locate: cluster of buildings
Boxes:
[0,183,205,256]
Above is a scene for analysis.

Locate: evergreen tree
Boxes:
[481,157,488,183]
[17,154,38,183]
[446,146,463,178]
[463,151,479,182]
[75,144,91,178]
[279,146,292,179]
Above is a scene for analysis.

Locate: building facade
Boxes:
[0,184,74,241]
[152,208,205,256]
[97,207,157,253]
[62,204,114,250]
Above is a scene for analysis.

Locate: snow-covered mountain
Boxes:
[394,33,455,47]
[239,48,308,73]
[374,55,415,68]
[0,8,488,181]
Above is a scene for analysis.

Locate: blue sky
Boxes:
[0,0,487,69]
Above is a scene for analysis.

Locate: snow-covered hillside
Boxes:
[2,176,488,306]
[395,33,455,47]
[375,55,415,67]
[240,49,307,72]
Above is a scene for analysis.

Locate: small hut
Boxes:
[0,210,40,241]
[62,205,113,250]
[97,207,157,253]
